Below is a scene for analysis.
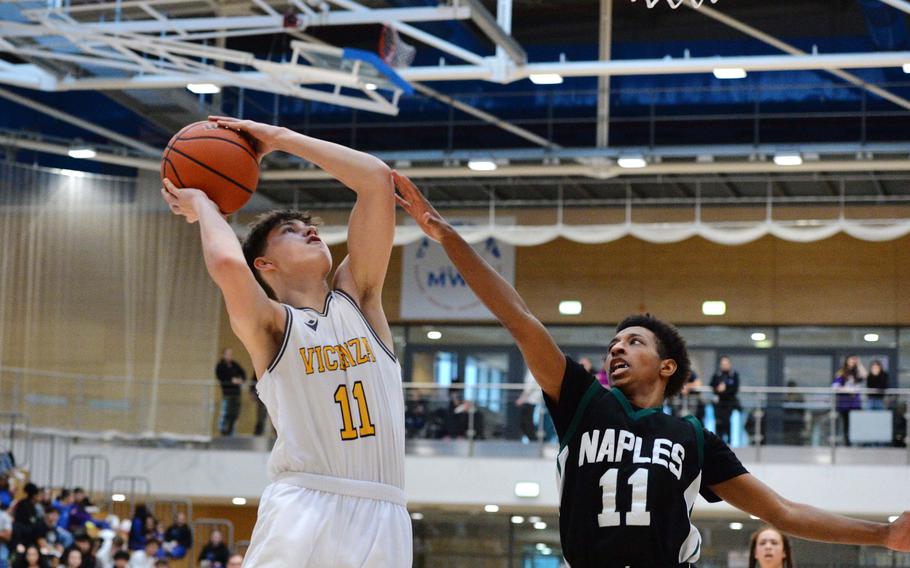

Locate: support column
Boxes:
[596,0,613,147]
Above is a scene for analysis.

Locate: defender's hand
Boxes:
[393,171,452,242]
[209,115,285,161]
[161,178,211,224]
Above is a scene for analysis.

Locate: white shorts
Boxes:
[243,472,412,568]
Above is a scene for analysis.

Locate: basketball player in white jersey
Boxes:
[160,116,410,567]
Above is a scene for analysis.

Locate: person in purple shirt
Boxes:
[833,354,865,446]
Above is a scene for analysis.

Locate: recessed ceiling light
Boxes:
[111,494,126,502]
[773,154,803,166]
[558,301,582,315]
[68,147,96,159]
[468,160,497,171]
[864,333,880,343]
[617,156,647,169]
[528,516,541,523]
[534,521,547,530]
[365,82,378,91]
[702,301,726,316]
[484,504,500,513]
[231,497,247,506]
[536,543,546,550]
[750,332,767,342]
[411,512,424,520]
[529,73,563,85]
[187,83,221,94]
[511,515,525,524]
[713,67,747,79]
[426,330,442,340]
[515,482,540,498]
[729,522,744,530]
[903,63,910,74]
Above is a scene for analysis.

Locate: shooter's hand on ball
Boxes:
[209,116,285,162]
[161,178,212,224]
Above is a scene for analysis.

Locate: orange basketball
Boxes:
[161,121,260,214]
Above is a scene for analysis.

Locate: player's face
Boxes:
[754,529,786,567]
[606,327,665,391]
[263,219,332,277]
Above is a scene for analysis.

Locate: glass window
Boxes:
[408,325,515,346]
[778,327,896,348]
[677,326,775,348]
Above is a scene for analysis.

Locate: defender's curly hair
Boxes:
[615,314,691,400]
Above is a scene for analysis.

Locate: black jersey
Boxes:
[544,357,748,568]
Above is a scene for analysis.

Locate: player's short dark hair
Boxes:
[242,209,321,300]
[113,550,131,561]
[616,314,690,400]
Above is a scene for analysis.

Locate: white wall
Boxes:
[42,441,910,519]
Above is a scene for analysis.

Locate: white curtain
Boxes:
[0,163,222,436]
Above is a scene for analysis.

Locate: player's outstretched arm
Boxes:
[161,179,285,375]
[710,473,910,551]
[394,172,566,401]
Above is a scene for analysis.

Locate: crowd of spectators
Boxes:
[0,477,242,568]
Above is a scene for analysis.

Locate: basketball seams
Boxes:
[175,135,258,164]
[165,145,255,194]
[161,157,186,188]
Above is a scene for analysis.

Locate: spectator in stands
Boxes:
[0,477,12,513]
[404,397,428,439]
[51,493,71,533]
[678,370,705,422]
[197,531,229,568]
[515,369,543,442]
[833,354,865,446]
[596,355,610,388]
[65,490,91,534]
[69,534,95,568]
[1,502,12,568]
[215,348,246,436]
[60,547,82,568]
[127,507,151,552]
[749,525,793,568]
[867,359,889,410]
[711,356,741,443]
[110,551,129,568]
[161,514,190,560]
[11,483,41,550]
[226,554,243,568]
[782,380,807,445]
[37,509,72,558]
[127,539,159,568]
[11,544,46,568]
[96,535,126,568]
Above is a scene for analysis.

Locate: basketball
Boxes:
[161,121,260,214]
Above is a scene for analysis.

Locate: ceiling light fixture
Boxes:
[559,300,582,315]
[702,301,726,316]
[617,156,647,169]
[713,68,747,80]
[68,147,96,159]
[529,73,564,85]
[773,154,803,166]
[864,333,880,343]
[468,159,497,171]
[426,330,442,340]
[187,83,221,94]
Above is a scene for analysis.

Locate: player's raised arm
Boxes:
[710,473,910,551]
[394,172,566,401]
[161,179,284,375]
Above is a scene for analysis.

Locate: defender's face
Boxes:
[754,529,786,568]
[262,219,332,277]
[606,327,665,392]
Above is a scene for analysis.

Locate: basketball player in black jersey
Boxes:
[394,173,910,568]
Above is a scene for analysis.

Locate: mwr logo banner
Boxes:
[400,233,515,320]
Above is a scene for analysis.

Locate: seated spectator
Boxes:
[65,490,92,534]
[128,540,159,568]
[1,502,13,568]
[0,476,12,511]
[226,554,242,568]
[61,547,83,568]
[127,508,151,552]
[111,551,129,568]
[197,531,229,568]
[866,360,889,410]
[37,508,72,558]
[51,492,72,533]
[96,534,126,568]
[70,533,96,568]
[11,484,41,551]
[161,514,190,560]
[12,544,47,568]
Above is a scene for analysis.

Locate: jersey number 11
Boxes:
[334,381,376,440]
[598,468,651,527]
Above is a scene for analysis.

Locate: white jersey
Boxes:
[256,289,406,489]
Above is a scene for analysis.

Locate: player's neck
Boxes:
[621,383,665,409]
[274,278,331,309]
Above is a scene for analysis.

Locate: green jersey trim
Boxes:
[610,388,662,421]
[559,381,602,452]
[684,415,705,468]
